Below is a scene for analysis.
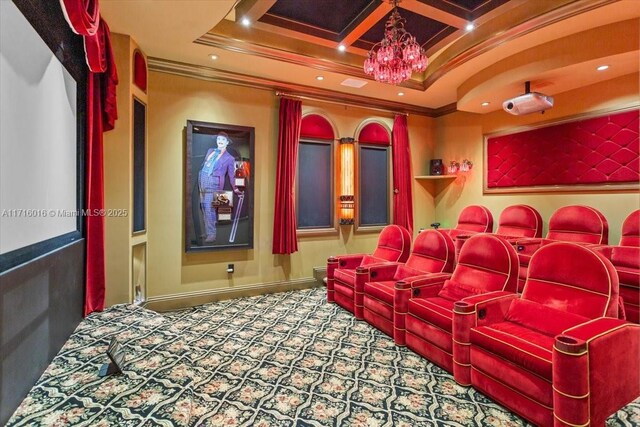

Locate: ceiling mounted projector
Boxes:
[503,81,554,115]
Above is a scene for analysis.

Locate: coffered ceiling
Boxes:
[100,0,640,116]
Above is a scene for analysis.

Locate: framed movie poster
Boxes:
[185,120,254,252]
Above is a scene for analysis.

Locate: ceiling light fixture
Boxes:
[338,44,346,52]
[241,17,250,27]
[209,54,218,60]
[481,101,490,106]
[316,76,324,81]
[363,0,427,85]
[597,65,609,71]
[465,22,475,31]
[398,92,404,96]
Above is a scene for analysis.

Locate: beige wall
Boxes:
[143,71,435,300]
[103,34,148,306]
[104,56,638,305]
[433,73,640,244]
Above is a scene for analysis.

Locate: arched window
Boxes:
[356,121,392,229]
[296,113,336,231]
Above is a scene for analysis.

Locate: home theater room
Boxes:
[1,0,639,425]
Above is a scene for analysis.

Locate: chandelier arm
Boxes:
[363,0,428,84]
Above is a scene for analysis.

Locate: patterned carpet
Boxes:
[7,288,640,426]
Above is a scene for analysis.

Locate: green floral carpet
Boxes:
[7,288,640,426]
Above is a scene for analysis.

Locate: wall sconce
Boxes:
[339,137,355,225]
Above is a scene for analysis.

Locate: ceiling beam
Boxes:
[234,0,276,23]
[401,0,467,28]
[339,1,392,47]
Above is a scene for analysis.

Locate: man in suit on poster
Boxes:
[198,132,241,243]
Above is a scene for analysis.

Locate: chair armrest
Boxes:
[330,254,366,270]
[512,238,544,256]
[393,272,450,346]
[403,273,452,298]
[558,317,637,346]
[353,262,398,319]
[451,291,519,385]
[357,263,400,282]
[553,318,640,426]
[453,291,518,326]
[591,244,612,257]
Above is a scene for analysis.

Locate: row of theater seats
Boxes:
[446,205,639,322]
[326,207,639,427]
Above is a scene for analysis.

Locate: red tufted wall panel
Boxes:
[486,109,639,190]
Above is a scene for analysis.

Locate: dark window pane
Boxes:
[297,141,332,228]
[133,99,146,232]
[359,146,389,226]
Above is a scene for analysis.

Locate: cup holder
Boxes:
[556,336,579,345]
[555,335,587,353]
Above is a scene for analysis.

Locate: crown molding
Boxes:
[147,57,441,116]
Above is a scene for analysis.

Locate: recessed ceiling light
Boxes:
[316,76,324,81]
[398,92,404,96]
[209,54,218,60]
[338,44,346,52]
[241,17,250,27]
[597,65,609,71]
[465,22,475,31]
[481,101,490,106]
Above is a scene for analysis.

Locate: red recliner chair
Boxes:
[446,205,494,239]
[401,234,519,373]
[595,245,639,323]
[440,205,494,259]
[360,229,455,339]
[496,204,543,238]
[327,225,411,315]
[620,209,640,247]
[454,242,639,426]
[514,205,608,291]
[593,210,640,323]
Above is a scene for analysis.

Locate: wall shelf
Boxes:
[415,175,457,180]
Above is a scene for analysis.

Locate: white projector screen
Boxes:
[0,0,78,255]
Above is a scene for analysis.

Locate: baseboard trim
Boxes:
[144,278,322,312]
[313,266,327,286]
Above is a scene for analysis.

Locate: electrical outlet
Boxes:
[227,264,234,273]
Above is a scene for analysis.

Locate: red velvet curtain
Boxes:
[60,1,118,315]
[273,98,302,254]
[392,115,414,235]
[84,73,106,315]
[84,20,118,316]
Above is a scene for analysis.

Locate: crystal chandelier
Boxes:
[363,0,427,85]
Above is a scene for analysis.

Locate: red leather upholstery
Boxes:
[447,205,494,238]
[620,209,640,246]
[404,234,518,374]
[514,205,609,292]
[595,245,640,323]
[496,204,542,238]
[361,230,455,340]
[458,242,638,427]
[326,225,411,314]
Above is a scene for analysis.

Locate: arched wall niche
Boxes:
[355,120,391,145]
[300,111,337,140]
